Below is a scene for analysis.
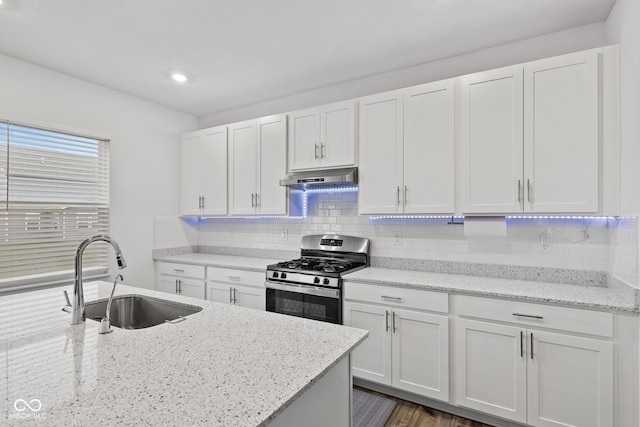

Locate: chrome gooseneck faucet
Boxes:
[71,235,127,325]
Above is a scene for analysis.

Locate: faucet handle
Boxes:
[61,290,72,313]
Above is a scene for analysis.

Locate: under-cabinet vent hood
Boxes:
[280,167,357,191]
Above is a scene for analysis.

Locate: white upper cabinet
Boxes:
[229,115,287,216]
[180,126,227,216]
[257,114,288,215]
[404,80,455,213]
[460,50,600,214]
[460,66,524,214]
[359,81,455,215]
[358,90,404,214]
[288,100,356,171]
[524,50,599,213]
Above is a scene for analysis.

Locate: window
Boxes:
[0,121,110,288]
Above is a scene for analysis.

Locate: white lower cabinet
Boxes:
[206,266,265,310]
[454,296,614,427]
[156,262,206,299]
[343,283,449,402]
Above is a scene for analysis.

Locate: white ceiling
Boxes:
[0,0,616,117]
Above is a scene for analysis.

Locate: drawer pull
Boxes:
[520,331,524,358]
[381,295,402,301]
[227,276,241,281]
[173,269,185,273]
[512,313,543,320]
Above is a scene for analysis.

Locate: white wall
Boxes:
[607,0,640,217]
[0,53,198,288]
[200,22,607,127]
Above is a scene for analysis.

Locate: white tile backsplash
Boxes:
[610,217,639,288]
[153,192,635,278]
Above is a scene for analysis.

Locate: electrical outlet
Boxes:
[539,229,552,253]
[281,230,288,241]
[393,231,402,246]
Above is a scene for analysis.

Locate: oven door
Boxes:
[265,281,341,324]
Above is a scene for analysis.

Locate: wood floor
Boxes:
[355,387,494,427]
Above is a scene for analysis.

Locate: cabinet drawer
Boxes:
[456,295,613,337]
[344,281,448,313]
[158,262,205,279]
[207,266,264,287]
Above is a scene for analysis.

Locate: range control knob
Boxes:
[313,277,320,284]
[272,272,279,278]
[323,278,330,285]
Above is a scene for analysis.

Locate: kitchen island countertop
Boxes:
[0,281,367,426]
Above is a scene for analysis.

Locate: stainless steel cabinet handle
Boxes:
[255,193,259,207]
[173,269,184,273]
[175,279,182,294]
[512,313,543,320]
[320,143,325,159]
[251,193,255,207]
[227,276,240,281]
[201,196,205,209]
[520,331,524,358]
[385,310,389,332]
[233,287,238,304]
[527,179,531,202]
[392,312,397,333]
[404,185,408,205]
[314,144,319,159]
[381,295,402,301]
[517,179,522,202]
[530,333,534,360]
[175,279,179,294]
[229,287,233,303]
[396,186,400,205]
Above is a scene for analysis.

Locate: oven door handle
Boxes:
[264,281,340,299]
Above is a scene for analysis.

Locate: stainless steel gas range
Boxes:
[265,234,370,324]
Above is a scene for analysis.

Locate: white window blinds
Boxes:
[0,121,110,284]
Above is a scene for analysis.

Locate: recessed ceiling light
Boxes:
[171,73,188,83]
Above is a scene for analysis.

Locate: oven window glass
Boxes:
[266,288,341,324]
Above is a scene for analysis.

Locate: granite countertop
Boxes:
[155,253,281,273]
[0,282,367,426]
[344,267,639,312]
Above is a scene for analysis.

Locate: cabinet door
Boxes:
[206,282,234,305]
[201,126,228,216]
[527,331,613,427]
[358,91,404,214]
[343,302,392,386]
[524,51,599,213]
[158,276,179,295]
[392,309,449,401]
[454,319,527,423]
[178,277,205,299]
[228,120,257,215]
[235,284,266,311]
[460,66,524,214]
[180,131,205,216]
[257,114,287,215]
[403,80,455,214]
[319,100,356,168]
[289,108,320,171]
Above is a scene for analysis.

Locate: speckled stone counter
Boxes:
[344,267,638,312]
[0,282,367,426]
[154,253,282,273]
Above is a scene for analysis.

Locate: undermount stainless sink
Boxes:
[84,294,203,330]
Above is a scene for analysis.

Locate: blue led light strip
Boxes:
[198,186,358,220]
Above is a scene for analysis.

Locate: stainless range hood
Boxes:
[280,167,357,191]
